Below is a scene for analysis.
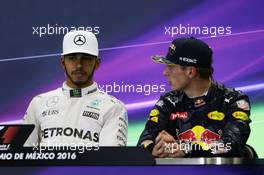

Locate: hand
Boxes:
[166,143,186,158]
[152,130,185,158]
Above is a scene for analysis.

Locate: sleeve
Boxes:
[188,94,251,157]
[22,97,41,146]
[137,95,173,149]
[99,102,128,146]
[218,94,251,156]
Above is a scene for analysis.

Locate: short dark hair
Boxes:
[196,67,214,79]
[180,65,214,80]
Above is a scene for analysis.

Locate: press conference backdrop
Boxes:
[0,0,264,173]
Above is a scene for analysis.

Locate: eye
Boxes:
[82,56,93,61]
[65,55,76,60]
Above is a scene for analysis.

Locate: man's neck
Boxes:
[184,79,212,98]
[66,80,93,89]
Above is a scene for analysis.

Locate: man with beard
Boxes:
[137,37,251,157]
[23,30,128,147]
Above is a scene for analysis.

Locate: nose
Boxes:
[76,57,83,68]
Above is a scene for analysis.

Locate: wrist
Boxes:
[140,140,155,153]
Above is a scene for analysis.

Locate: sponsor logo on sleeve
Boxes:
[156,100,164,107]
[208,111,225,121]
[232,111,249,121]
[149,109,159,117]
[236,99,250,111]
[149,109,160,123]
[149,116,158,123]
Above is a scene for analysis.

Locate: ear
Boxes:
[188,67,197,78]
[61,56,66,70]
[95,57,101,70]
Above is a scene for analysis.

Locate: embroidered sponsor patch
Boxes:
[70,89,82,97]
[41,109,59,117]
[236,99,250,111]
[149,116,158,123]
[82,111,99,120]
[149,109,159,117]
[208,111,225,121]
[194,98,206,108]
[156,100,164,107]
[232,111,249,121]
[170,112,188,120]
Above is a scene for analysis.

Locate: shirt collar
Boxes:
[62,81,98,98]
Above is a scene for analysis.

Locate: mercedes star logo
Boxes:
[46,96,59,107]
[74,34,86,46]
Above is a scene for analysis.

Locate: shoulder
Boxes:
[212,82,250,112]
[155,90,184,108]
[213,82,249,101]
[30,88,62,105]
[162,90,183,99]
[213,82,251,122]
[96,90,126,110]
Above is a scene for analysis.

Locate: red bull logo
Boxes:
[194,98,206,107]
[178,125,220,144]
[177,125,231,153]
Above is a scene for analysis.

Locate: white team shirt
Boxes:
[23,82,128,147]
